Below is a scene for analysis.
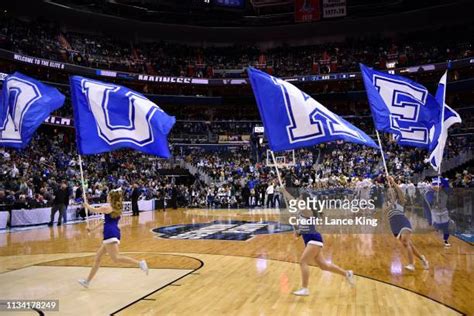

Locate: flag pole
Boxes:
[270,150,296,233]
[436,91,446,203]
[436,162,442,203]
[375,130,391,180]
[270,150,284,193]
[78,154,89,229]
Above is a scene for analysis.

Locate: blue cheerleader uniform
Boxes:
[302,232,324,247]
[424,188,451,239]
[103,213,121,244]
[298,215,324,247]
[388,202,412,239]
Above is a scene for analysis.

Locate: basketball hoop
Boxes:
[266,149,296,169]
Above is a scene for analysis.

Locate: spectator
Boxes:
[48,181,69,226]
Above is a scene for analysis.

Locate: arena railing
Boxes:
[1,48,473,86]
[180,160,213,185]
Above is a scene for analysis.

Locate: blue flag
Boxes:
[426,72,462,171]
[70,76,175,158]
[247,67,378,151]
[360,64,441,149]
[0,72,65,148]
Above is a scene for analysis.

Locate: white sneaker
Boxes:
[420,256,429,270]
[444,242,451,248]
[78,279,89,288]
[292,288,309,296]
[139,260,149,275]
[346,270,355,287]
[404,264,415,271]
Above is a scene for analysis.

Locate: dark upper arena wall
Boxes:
[5,0,473,48]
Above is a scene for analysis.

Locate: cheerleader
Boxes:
[78,189,148,288]
[424,177,452,247]
[283,189,355,296]
[385,176,429,271]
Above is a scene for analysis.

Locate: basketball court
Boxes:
[0,209,471,315]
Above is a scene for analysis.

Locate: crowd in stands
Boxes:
[317,140,429,180]
[0,123,472,213]
[452,170,474,188]
[181,134,472,208]
[1,17,473,78]
[0,129,186,211]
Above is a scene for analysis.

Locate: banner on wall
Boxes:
[322,0,346,18]
[1,49,472,85]
[295,0,321,23]
[218,134,250,144]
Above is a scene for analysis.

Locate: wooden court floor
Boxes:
[0,209,472,316]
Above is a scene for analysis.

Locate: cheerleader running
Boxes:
[385,176,429,271]
[283,189,355,296]
[424,177,452,247]
[78,189,149,288]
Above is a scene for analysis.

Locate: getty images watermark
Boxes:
[287,197,379,228]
